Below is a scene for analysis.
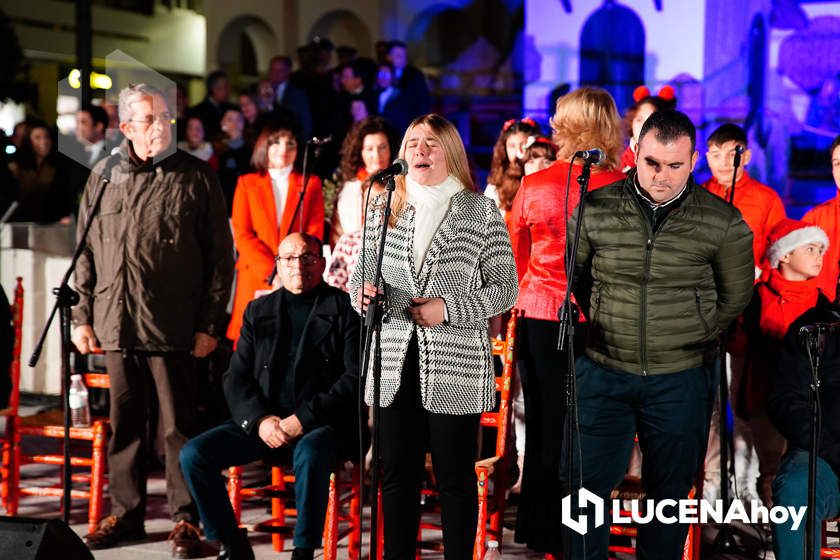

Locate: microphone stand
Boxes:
[28,164,113,524]
[359,175,396,560]
[802,325,826,560]
[289,139,323,235]
[712,147,748,555]
[557,158,591,558]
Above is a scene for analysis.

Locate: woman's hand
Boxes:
[408,297,446,328]
[357,282,380,313]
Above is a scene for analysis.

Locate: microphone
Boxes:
[734,145,745,155]
[733,144,744,169]
[308,135,333,145]
[370,159,409,183]
[574,148,606,165]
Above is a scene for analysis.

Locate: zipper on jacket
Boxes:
[633,192,685,376]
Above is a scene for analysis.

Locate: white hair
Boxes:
[117,84,167,124]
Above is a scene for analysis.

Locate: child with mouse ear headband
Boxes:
[620,84,678,172]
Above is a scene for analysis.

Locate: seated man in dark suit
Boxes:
[180,232,360,560]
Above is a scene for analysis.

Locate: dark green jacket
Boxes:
[570,172,754,375]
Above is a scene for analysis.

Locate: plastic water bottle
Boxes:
[69,374,91,428]
[483,540,501,560]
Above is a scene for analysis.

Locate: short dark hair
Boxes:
[270,55,292,69]
[707,123,747,148]
[386,40,407,54]
[830,135,840,159]
[638,110,697,152]
[206,70,228,92]
[80,104,109,131]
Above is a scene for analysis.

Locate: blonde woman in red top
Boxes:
[508,86,625,555]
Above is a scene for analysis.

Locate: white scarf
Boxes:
[406,174,463,271]
[268,165,294,225]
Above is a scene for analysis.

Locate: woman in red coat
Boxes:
[227,124,325,342]
[508,87,626,555]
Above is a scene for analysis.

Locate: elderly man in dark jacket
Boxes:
[72,83,234,558]
[180,232,360,560]
[566,110,755,559]
[768,299,840,560]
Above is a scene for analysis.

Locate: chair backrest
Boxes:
[481,312,518,458]
[5,278,23,416]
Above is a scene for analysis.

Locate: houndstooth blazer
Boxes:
[349,187,519,414]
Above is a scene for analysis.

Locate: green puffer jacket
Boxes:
[570,173,754,375]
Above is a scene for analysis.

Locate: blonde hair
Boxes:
[550,86,623,171]
[386,114,474,227]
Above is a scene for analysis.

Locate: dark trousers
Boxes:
[105,350,199,525]
[180,420,337,546]
[380,337,481,560]
[515,317,587,552]
[565,354,717,560]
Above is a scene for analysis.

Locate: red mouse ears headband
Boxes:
[503,117,538,132]
[632,85,676,103]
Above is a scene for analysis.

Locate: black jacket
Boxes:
[768,297,840,477]
[223,284,360,453]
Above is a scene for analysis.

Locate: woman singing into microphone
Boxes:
[350,113,518,560]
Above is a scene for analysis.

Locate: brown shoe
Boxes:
[85,515,146,549]
[169,520,202,559]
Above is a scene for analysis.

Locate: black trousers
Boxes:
[515,317,587,552]
[565,354,717,560]
[105,350,199,525]
[380,337,481,560]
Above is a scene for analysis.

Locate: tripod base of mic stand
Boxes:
[708,522,762,559]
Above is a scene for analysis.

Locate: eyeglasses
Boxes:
[275,253,320,265]
[129,112,175,128]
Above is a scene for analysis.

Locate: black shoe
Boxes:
[85,515,146,550]
[292,547,314,560]
[217,528,254,560]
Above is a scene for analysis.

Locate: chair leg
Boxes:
[474,468,489,560]
[323,472,339,560]
[272,466,286,552]
[228,466,243,523]
[89,421,107,533]
[348,466,362,560]
[3,419,20,516]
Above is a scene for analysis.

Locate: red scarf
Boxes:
[757,269,820,340]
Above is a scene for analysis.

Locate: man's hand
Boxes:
[71,325,100,354]
[258,415,292,449]
[278,415,304,440]
[408,297,446,328]
[192,332,217,358]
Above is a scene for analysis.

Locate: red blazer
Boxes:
[227,171,325,341]
[508,161,625,322]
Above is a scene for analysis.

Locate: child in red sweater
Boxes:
[739,218,829,506]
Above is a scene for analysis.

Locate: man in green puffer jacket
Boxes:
[564,110,754,559]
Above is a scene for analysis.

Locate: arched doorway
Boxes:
[217,15,278,84]
[308,10,373,58]
[579,1,645,112]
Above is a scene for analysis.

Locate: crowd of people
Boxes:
[2,36,839,560]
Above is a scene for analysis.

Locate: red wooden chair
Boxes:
[1,277,110,534]
[227,456,362,559]
[412,312,519,560]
